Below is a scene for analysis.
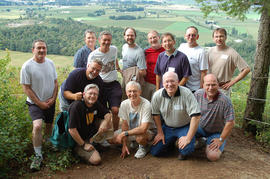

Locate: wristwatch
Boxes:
[219,137,223,142]
[124,131,129,137]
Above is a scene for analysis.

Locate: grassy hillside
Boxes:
[0,50,73,68]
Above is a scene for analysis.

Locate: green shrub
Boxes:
[0,52,32,178]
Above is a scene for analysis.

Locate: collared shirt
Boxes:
[151,86,201,128]
[154,49,192,88]
[74,45,94,68]
[194,89,235,133]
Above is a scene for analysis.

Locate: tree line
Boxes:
[0,18,255,66]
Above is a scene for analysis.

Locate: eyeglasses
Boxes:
[186,34,197,37]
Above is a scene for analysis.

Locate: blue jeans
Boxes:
[150,124,195,156]
[196,126,226,152]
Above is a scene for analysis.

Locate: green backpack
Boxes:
[50,111,76,149]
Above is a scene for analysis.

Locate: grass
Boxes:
[0,50,73,68]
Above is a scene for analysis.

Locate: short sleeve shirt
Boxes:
[62,68,104,104]
[178,43,208,91]
[118,97,155,130]
[194,89,235,133]
[69,100,109,140]
[87,46,118,82]
[73,45,93,68]
[208,46,249,83]
[20,58,57,104]
[154,50,192,88]
[151,86,201,128]
[144,47,165,85]
[122,43,146,70]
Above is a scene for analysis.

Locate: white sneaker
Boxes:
[134,145,149,159]
[100,140,111,147]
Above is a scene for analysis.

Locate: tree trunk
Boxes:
[243,9,270,134]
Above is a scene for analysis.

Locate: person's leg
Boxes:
[150,125,176,157]
[32,119,43,157]
[44,103,55,140]
[175,125,196,156]
[107,81,122,131]
[205,133,226,162]
[74,144,101,165]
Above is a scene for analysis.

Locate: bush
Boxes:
[0,52,32,178]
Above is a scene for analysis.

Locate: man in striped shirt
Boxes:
[194,74,235,161]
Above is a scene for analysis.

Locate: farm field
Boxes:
[0,4,260,44]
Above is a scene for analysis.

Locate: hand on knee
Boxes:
[89,150,101,165]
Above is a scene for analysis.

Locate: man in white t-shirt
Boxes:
[178,26,208,92]
[112,81,156,159]
[87,31,122,131]
[20,40,58,171]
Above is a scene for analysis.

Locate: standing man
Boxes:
[154,32,192,90]
[195,74,235,161]
[73,30,97,68]
[20,40,58,170]
[151,71,201,160]
[122,27,147,79]
[69,84,112,165]
[59,59,104,112]
[113,81,156,159]
[88,31,122,131]
[208,28,250,97]
[178,26,208,92]
[143,30,165,101]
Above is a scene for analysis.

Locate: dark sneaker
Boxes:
[30,156,43,171]
[178,154,187,160]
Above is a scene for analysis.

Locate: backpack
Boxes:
[50,111,76,149]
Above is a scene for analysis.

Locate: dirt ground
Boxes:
[30,128,270,179]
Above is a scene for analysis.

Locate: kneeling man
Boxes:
[114,81,156,159]
[151,71,201,160]
[68,84,112,165]
[194,74,235,161]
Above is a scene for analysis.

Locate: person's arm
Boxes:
[46,79,58,106]
[222,67,250,90]
[98,113,112,134]
[156,75,161,90]
[152,115,165,145]
[179,77,189,86]
[200,70,208,88]
[63,90,83,101]
[119,120,130,158]
[22,84,49,109]
[178,115,200,149]
[209,120,235,151]
[139,69,147,78]
[116,58,123,75]
[69,128,94,151]
[118,122,149,140]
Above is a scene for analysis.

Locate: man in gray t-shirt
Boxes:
[121,27,146,95]
[20,40,58,171]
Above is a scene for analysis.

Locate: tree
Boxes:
[196,0,270,134]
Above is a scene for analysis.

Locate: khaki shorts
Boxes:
[74,144,95,162]
[115,129,156,143]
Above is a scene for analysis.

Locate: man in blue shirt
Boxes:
[74,30,97,68]
[154,32,192,90]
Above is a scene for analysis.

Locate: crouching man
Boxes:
[194,74,235,161]
[113,81,156,159]
[68,84,112,165]
[150,71,201,160]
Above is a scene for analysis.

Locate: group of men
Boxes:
[20,26,250,170]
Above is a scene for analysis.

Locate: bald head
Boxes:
[203,74,218,84]
[203,74,219,99]
[163,71,179,82]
